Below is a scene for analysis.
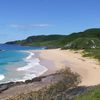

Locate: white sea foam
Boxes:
[16,51,48,81]
[8,73,36,83]
[17,51,35,71]
[26,52,34,60]
[0,74,5,81]
[23,73,36,80]
[17,58,40,71]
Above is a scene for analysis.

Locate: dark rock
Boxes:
[0,75,49,93]
[0,84,8,93]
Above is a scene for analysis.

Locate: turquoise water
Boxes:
[0,44,47,84]
[0,50,28,74]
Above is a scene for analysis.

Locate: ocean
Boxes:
[0,44,47,84]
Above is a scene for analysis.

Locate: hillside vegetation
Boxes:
[74,86,100,100]
[6,28,100,49]
[6,35,66,48]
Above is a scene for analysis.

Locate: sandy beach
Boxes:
[0,49,100,99]
[33,49,100,86]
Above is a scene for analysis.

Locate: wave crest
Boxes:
[0,74,5,81]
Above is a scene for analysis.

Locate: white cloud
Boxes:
[31,24,52,27]
[9,24,53,29]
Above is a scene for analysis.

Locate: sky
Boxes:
[0,0,100,43]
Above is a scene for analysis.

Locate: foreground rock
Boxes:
[0,68,82,100]
[0,76,46,93]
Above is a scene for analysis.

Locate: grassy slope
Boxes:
[82,49,100,61]
[74,86,100,100]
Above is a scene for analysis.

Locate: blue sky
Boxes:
[0,0,100,43]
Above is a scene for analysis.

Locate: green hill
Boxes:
[61,28,100,49]
[6,35,66,48]
[6,28,100,49]
[63,37,100,49]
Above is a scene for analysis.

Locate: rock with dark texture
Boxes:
[0,74,53,93]
[0,84,8,93]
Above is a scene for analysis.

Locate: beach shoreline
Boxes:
[31,49,100,86]
[0,48,100,99]
[1,48,99,86]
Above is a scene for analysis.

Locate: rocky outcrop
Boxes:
[0,74,53,93]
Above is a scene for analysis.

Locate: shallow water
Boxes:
[0,44,47,84]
